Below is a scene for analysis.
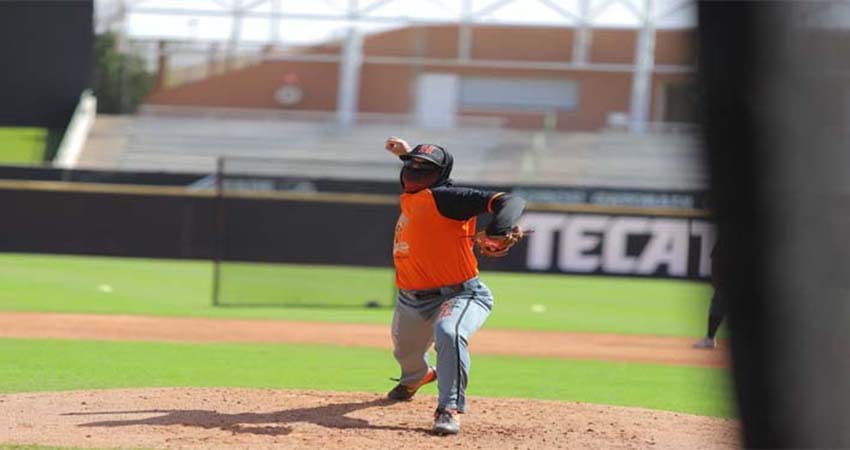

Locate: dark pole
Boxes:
[698,1,850,447]
[211,156,225,306]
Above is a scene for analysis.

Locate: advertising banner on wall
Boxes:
[479,212,715,280]
[0,181,714,281]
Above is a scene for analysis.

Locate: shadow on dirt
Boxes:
[64,397,432,436]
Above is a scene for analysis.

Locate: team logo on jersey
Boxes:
[439,299,454,319]
[393,214,411,257]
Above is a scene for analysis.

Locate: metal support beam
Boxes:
[337,0,363,127]
[226,0,244,70]
[538,0,581,22]
[96,0,128,33]
[572,0,591,65]
[359,0,395,15]
[656,0,692,20]
[629,0,655,133]
[131,2,626,27]
[590,0,619,19]
[269,0,281,43]
[263,52,694,74]
[115,0,129,52]
[469,0,516,20]
[458,0,473,60]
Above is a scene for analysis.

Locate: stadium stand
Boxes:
[77,107,707,189]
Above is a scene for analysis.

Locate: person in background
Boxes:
[694,240,725,349]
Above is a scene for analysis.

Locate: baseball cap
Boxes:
[399,144,448,168]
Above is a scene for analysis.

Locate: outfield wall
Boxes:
[0,182,215,259]
[0,180,714,280]
[0,165,710,209]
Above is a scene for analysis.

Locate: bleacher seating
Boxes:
[78,107,708,190]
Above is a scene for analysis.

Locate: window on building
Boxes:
[458,77,579,111]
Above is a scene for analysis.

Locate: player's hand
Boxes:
[474,226,530,258]
[385,136,411,157]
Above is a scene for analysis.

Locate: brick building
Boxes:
[145,25,697,131]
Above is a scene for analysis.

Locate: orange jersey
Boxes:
[394,189,480,290]
[393,184,525,290]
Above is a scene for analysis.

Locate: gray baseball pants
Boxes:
[391,276,494,413]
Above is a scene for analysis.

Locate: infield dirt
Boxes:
[0,312,737,449]
[0,388,738,449]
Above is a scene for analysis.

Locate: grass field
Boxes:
[0,252,734,426]
[0,253,716,336]
[0,339,731,417]
[0,127,46,164]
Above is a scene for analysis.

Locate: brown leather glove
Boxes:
[474,226,528,258]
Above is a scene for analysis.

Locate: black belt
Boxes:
[401,282,466,300]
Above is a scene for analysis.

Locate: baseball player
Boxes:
[384,137,527,435]
[694,240,725,349]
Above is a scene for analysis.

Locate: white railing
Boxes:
[54,90,98,168]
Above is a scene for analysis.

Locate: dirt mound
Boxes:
[0,388,738,449]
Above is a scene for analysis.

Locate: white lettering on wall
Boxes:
[603,217,650,273]
[520,212,716,278]
[519,213,566,270]
[560,215,607,272]
[637,219,689,276]
[690,220,717,277]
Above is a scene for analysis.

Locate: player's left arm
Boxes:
[484,193,526,236]
[431,187,526,235]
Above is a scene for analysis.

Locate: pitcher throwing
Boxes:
[384,137,527,435]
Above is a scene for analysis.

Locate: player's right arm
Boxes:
[385,136,411,157]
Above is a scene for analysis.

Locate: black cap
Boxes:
[399,144,448,168]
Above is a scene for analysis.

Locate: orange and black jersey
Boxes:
[393,185,526,291]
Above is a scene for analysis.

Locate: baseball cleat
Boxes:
[387,367,437,401]
[692,337,717,349]
[432,408,461,435]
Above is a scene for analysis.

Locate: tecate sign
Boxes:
[519,212,716,279]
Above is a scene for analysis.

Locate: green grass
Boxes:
[0,254,734,422]
[219,261,396,307]
[0,253,717,336]
[0,338,734,418]
[0,128,46,164]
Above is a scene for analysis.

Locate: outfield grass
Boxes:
[0,253,734,421]
[0,338,734,418]
[0,128,46,164]
[218,261,396,307]
[0,253,716,336]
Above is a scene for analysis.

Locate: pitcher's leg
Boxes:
[391,297,436,384]
[433,284,493,412]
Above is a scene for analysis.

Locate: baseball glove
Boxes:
[474,226,529,258]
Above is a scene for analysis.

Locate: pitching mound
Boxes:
[0,388,738,449]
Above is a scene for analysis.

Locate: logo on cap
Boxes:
[419,145,435,155]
